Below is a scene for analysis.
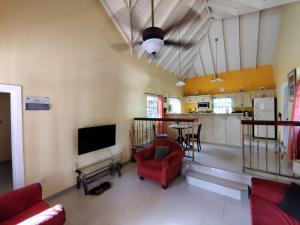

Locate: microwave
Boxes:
[198,102,210,109]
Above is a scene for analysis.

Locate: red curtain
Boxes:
[158,95,164,134]
[288,81,300,160]
[158,95,164,118]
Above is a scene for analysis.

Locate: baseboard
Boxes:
[44,160,131,202]
[44,185,76,202]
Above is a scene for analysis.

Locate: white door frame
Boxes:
[0,84,24,189]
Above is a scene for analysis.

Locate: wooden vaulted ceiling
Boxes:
[100,0,299,79]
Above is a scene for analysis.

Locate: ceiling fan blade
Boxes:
[164,40,197,49]
[163,9,201,35]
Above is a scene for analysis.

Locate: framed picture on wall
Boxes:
[288,69,297,102]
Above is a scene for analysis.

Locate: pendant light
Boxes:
[211,38,223,82]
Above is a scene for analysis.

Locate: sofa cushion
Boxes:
[1,201,49,225]
[278,182,300,221]
[154,146,170,160]
[251,195,300,225]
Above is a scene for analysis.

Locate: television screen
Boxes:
[78,124,116,155]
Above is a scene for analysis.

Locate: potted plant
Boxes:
[129,122,137,162]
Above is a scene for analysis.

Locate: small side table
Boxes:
[75,159,121,195]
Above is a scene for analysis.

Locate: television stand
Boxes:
[75,159,121,195]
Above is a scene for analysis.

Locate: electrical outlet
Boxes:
[73,162,79,172]
[33,177,45,184]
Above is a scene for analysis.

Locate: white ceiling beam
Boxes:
[262,0,300,9]
[207,0,239,16]
[231,0,263,9]
[100,0,131,46]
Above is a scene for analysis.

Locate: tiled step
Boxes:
[186,170,249,200]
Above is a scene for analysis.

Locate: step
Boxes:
[186,170,249,201]
[183,161,252,186]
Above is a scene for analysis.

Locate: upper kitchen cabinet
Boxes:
[233,93,251,107]
[183,96,197,104]
[251,89,276,98]
[196,95,212,103]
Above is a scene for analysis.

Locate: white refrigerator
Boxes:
[253,97,276,139]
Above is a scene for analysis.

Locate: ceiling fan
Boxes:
[112,0,201,56]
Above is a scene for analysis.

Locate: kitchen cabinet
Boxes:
[197,95,211,102]
[233,93,251,107]
[183,96,197,103]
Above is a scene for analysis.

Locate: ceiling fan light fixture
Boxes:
[142,38,164,55]
[175,80,186,87]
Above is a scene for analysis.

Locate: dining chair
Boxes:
[153,124,168,140]
[185,124,202,152]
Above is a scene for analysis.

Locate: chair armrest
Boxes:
[19,204,66,225]
[162,150,184,169]
[251,178,288,204]
[0,183,42,222]
[134,145,155,163]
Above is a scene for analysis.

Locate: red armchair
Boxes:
[250,178,300,225]
[134,140,184,189]
[0,183,65,225]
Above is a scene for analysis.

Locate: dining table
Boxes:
[169,124,193,144]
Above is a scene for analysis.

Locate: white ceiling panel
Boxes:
[200,35,215,75]
[208,19,227,74]
[100,0,299,77]
[257,7,282,65]
[240,11,260,68]
[223,16,241,71]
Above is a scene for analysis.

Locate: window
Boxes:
[146,95,159,118]
[213,98,232,114]
[168,98,181,114]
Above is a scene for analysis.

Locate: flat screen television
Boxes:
[78,124,116,155]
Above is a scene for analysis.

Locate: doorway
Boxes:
[0,84,24,192]
[0,93,12,194]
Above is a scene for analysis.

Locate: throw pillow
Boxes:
[278,182,300,221]
[154,145,170,160]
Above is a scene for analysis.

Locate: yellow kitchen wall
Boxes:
[273,1,300,118]
[184,65,275,95]
[0,0,182,197]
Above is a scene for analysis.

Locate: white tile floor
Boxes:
[48,164,251,225]
[190,140,293,177]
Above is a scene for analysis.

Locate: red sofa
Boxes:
[251,178,300,225]
[134,140,184,189]
[0,183,65,225]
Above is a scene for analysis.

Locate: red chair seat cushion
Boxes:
[251,195,300,225]
[1,201,49,225]
[139,159,162,182]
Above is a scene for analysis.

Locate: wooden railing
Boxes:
[130,117,198,161]
[241,120,300,178]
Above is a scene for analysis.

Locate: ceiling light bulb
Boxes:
[175,80,186,87]
[142,38,164,55]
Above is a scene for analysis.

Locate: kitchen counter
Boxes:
[166,113,243,147]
